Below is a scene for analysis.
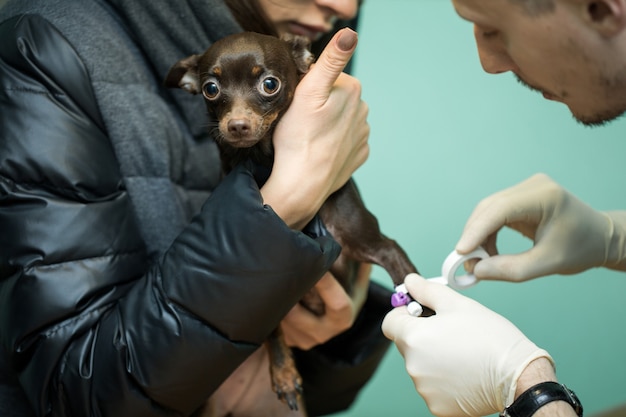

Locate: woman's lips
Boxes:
[287,22,328,41]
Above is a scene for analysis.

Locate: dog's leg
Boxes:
[265,328,306,413]
[319,179,418,287]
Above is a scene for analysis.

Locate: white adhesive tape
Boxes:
[440,247,489,290]
[397,248,490,317]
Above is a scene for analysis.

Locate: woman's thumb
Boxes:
[300,28,357,95]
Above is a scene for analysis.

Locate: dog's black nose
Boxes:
[228,119,251,137]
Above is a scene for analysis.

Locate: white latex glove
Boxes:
[457,173,626,281]
[382,273,553,417]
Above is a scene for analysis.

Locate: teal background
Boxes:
[330,1,626,416]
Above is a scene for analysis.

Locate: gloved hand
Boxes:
[456,173,626,281]
[382,273,553,417]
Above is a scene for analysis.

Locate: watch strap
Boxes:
[500,381,583,417]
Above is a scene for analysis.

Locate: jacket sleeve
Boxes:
[0,14,340,417]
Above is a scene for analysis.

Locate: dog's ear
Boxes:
[164,54,202,94]
[280,34,314,75]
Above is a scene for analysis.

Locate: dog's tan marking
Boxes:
[251,65,263,77]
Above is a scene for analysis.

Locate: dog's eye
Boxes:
[260,77,281,95]
[202,81,220,99]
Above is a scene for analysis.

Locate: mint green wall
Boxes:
[330,1,626,416]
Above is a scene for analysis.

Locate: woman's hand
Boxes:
[261,28,370,230]
[281,263,371,350]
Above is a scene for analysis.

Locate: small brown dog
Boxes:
[166,32,418,415]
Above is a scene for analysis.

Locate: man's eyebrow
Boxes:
[451,3,475,24]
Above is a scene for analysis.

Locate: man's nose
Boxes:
[473,24,518,74]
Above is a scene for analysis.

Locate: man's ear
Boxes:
[281,33,315,75]
[164,54,202,94]
[583,0,626,37]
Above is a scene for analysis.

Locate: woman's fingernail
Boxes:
[337,28,357,52]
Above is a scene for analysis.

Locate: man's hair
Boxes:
[510,0,556,15]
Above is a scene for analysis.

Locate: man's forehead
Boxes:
[451,0,503,22]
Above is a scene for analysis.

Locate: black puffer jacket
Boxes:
[0,0,392,416]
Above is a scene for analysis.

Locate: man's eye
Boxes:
[482,30,499,39]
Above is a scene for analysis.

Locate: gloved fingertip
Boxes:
[405,273,433,297]
[455,235,477,255]
[454,244,469,255]
[473,258,498,279]
[381,309,402,338]
[404,272,421,284]
[474,256,529,282]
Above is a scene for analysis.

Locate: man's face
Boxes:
[451,0,626,126]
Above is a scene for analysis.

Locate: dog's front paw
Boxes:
[271,365,304,410]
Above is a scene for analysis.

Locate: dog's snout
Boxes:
[227,119,251,136]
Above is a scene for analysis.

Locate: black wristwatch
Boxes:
[500,382,583,417]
